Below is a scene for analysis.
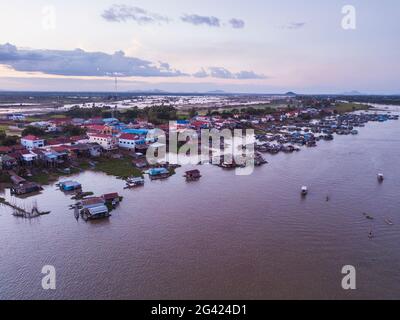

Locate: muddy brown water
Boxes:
[1,106,400,299]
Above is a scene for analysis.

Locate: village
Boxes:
[0,99,398,221]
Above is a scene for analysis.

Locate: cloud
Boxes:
[229,18,245,29]
[209,67,234,79]
[193,67,266,80]
[235,70,266,79]
[0,43,186,77]
[193,68,209,78]
[280,22,306,30]
[181,14,220,27]
[102,4,170,24]
[0,44,265,80]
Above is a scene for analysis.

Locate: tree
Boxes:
[22,126,46,137]
[124,107,140,120]
[188,107,198,118]
[145,105,177,124]
[62,125,87,136]
[1,135,19,146]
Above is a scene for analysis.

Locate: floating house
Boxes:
[80,197,109,221]
[10,175,42,195]
[147,167,170,180]
[102,192,120,205]
[81,205,110,221]
[59,180,82,192]
[125,177,145,188]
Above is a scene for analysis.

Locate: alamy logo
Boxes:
[41,265,56,290]
[42,5,57,30]
[341,5,357,30]
[341,265,356,290]
[145,123,256,176]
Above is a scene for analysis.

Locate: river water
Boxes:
[1,106,400,300]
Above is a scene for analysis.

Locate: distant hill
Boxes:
[285,91,297,96]
[341,90,364,95]
[127,89,168,94]
[206,90,227,94]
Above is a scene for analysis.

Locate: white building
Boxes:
[21,151,38,164]
[21,135,45,150]
[8,113,26,121]
[88,134,117,150]
[118,133,138,151]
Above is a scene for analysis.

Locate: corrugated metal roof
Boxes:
[88,205,109,216]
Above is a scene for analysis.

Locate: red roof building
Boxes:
[119,133,139,141]
[22,135,43,141]
[0,146,12,154]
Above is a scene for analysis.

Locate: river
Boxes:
[1,105,400,300]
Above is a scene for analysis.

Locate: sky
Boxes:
[0,0,399,94]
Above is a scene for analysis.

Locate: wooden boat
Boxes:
[384,219,394,226]
[184,170,201,181]
[363,212,374,220]
[368,230,374,239]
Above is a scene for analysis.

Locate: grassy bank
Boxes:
[27,167,82,185]
[334,102,370,114]
[93,157,142,179]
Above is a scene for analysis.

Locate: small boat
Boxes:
[74,207,80,221]
[384,218,394,226]
[363,212,374,220]
[368,230,374,239]
[377,173,384,182]
[301,186,308,196]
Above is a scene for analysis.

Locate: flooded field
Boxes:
[1,106,400,300]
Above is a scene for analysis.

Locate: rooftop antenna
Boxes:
[114,75,118,97]
[113,74,118,119]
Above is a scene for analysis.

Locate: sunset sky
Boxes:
[0,0,399,93]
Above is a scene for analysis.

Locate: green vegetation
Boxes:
[25,167,81,185]
[65,105,178,124]
[21,126,46,137]
[27,172,55,185]
[77,160,92,170]
[0,172,12,183]
[146,105,177,124]
[0,130,19,146]
[61,124,87,136]
[50,114,68,119]
[334,102,370,114]
[94,157,142,179]
[25,117,42,122]
[66,106,109,119]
